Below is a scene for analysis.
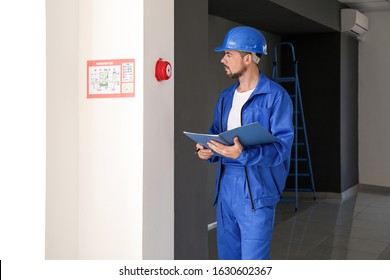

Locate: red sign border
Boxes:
[87,59,135,98]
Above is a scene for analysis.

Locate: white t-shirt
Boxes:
[227,88,254,130]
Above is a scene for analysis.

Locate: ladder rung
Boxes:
[283,188,298,192]
[288,173,310,177]
[274,77,296,83]
[291,158,307,161]
[293,142,305,146]
[289,94,296,98]
[283,187,314,192]
[297,188,316,192]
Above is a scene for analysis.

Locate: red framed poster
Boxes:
[87,59,135,98]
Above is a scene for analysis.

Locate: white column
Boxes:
[47,0,174,259]
[78,0,144,259]
[46,0,79,259]
[143,0,174,259]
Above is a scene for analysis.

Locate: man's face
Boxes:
[220,50,248,79]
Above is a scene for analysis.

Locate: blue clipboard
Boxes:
[183,122,277,150]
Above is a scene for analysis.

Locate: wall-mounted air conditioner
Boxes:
[341,9,368,41]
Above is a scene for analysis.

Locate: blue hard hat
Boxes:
[215,26,267,55]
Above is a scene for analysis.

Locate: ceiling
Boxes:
[209,0,336,35]
[338,0,390,12]
[209,0,390,35]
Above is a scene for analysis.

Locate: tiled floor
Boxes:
[208,184,390,260]
[271,184,390,260]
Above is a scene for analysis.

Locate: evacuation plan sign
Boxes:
[87,59,135,98]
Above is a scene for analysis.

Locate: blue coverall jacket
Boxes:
[209,72,294,211]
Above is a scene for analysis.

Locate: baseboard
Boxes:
[358,183,390,191]
[281,184,360,201]
[208,221,217,231]
[340,184,359,200]
[281,183,390,201]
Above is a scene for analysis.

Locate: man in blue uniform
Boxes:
[196,26,294,260]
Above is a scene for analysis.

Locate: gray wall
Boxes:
[174,0,209,260]
[282,33,342,193]
[209,0,341,35]
[280,32,359,194]
[270,0,344,31]
[340,33,359,193]
[359,11,390,187]
[271,0,358,193]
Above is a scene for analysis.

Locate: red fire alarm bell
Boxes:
[155,58,172,81]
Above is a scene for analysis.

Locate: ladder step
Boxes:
[293,142,305,146]
[283,188,314,192]
[274,77,296,83]
[291,158,307,161]
[288,173,310,177]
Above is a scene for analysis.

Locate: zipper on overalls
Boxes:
[241,103,256,212]
[213,98,224,207]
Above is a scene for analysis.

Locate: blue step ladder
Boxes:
[271,42,316,212]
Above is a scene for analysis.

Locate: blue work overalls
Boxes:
[208,72,294,260]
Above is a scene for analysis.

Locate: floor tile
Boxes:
[377,244,390,260]
[334,224,390,243]
[210,184,390,260]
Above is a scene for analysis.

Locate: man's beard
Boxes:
[225,65,248,79]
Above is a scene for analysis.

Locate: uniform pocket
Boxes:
[244,203,276,241]
[216,199,225,233]
[243,107,271,130]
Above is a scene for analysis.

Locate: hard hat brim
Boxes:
[214,46,267,55]
[214,46,226,52]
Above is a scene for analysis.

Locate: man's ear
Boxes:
[245,54,251,64]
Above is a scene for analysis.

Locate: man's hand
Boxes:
[196,143,214,160]
[208,137,243,159]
